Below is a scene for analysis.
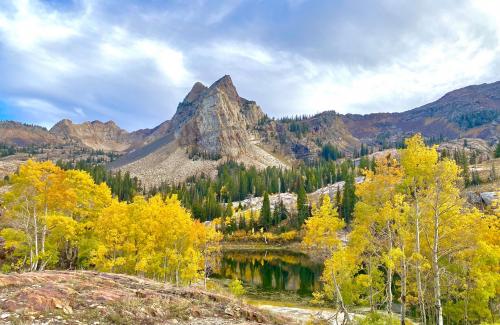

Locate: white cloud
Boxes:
[0,0,79,51]
[74,107,85,117]
[98,30,190,85]
[14,98,67,115]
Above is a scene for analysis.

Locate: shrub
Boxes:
[228,279,246,297]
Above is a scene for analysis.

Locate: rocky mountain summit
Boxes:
[110,75,287,186]
[169,75,266,157]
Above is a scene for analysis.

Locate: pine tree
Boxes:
[296,184,309,227]
[239,212,246,230]
[272,204,280,226]
[260,192,272,229]
[272,199,289,226]
[225,201,234,218]
[341,173,356,223]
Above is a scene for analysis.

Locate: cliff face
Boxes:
[171,75,265,158]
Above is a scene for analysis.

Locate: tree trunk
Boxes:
[204,256,208,289]
[432,189,443,325]
[176,261,180,287]
[400,254,407,325]
[163,254,168,284]
[332,266,350,323]
[33,207,39,271]
[41,224,46,254]
[413,186,426,324]
[464,269,470,325]
[387,221,393,321]
[368,255,374,313]
[387,268,393,320]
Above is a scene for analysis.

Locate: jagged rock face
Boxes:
[50,119,146,152]
[171,75,265,158]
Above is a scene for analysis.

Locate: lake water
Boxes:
[213,249,323,302]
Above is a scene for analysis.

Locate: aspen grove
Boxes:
[303,134,499,324]
[0,160,220,285]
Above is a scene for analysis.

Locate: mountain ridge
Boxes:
[1,77,498,186]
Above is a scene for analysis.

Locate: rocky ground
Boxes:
[257,305,360,325]
[0,271,294,325]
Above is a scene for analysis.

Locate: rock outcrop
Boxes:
[0,271,292,324]
[171,75,266,158]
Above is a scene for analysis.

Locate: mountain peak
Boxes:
[210,75,239,102]
[54,118,73,126]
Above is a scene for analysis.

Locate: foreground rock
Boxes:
[0,271,293,325]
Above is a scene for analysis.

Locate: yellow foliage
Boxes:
[303,195,344,251]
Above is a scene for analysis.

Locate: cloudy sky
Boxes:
[0,0,499,130]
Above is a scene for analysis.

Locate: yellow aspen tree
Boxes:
[193,221,223,288]
[400,134,438,324]
[303,195,352,321]
[351,156,409,322]
[92,199,130,272]
[2,160,73,271]
[421,158,470,325]
[444,212,499,323]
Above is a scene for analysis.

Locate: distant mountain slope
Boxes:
[0,121,61,146]
[49,119,150,152]
[0,119,152,153]
[257,110,360,160]
[342,81,500,144]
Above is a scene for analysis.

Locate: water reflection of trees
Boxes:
[217,250,322,295]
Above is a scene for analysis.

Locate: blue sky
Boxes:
[0,0,499,130]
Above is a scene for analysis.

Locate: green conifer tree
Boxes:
[341,172,356,223]
[260,192,272,229]
[296,185,309,227]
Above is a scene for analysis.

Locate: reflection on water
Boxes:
[214,249,323,297]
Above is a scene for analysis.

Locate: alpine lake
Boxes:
[212,248,324,306]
